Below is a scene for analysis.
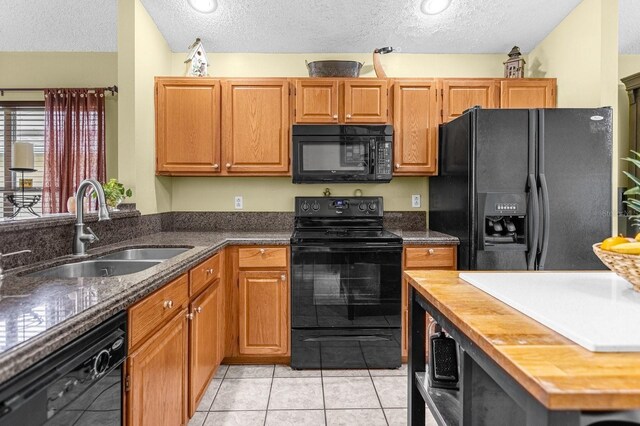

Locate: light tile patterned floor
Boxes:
[188,364,438,426]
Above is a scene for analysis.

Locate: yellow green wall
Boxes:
[527,0,619,232]
[0,52,119,179]
[118,0,173,214]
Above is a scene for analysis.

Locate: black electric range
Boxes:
[290,197,402,370]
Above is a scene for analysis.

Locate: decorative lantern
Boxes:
[503,46,526,78]
[185,38,209,77]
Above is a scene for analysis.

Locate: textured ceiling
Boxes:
[0,0,637,54]
[620,0,640,54]
[141,0,583,53]
[0,0,117,51]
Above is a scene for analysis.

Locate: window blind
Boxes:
[0,103,46,218]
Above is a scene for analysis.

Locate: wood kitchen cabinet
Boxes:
[238,270,289,355]
[401,245,457,360]
[295,79,339,123]
[294,78,389,124]
[127,305,189,426]
[222,79,290,175]
[500,78,556,108]
[189,279,222,414]
[441,79,499,123]
[155,78,221,175]
[225,246,290,361]
[392,80,440,175]
[344,79,388,123]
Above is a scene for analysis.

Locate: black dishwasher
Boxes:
[0,311,126,426]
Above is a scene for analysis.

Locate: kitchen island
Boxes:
[405,270,640,426]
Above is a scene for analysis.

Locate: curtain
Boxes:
[42,89,106,214]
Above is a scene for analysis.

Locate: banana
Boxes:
[609,242,640,255]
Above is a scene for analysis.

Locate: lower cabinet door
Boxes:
[238,270,289,355]
[127,309,188,426]
[189,281,221,415]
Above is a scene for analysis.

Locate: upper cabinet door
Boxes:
[393,80,440,175]
[295,80,339,123]
[500,79,557,108]
[441,79,499,123]
[222,79,290,175]
[344,79,389,123]
[156,78,221,175]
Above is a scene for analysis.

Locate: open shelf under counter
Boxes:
[415,371,460,426]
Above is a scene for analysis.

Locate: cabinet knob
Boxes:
[186,312,194,320]
[163,300,173,309]
[206,268,213,275]
[395,163,400,169]
[226,163,231,169]
[281,274,286,281]
[428,249,435,255]
[196,306,203,314]
[346,114,352,119]
[260,248,266,254]
[213,164,219,169]
[333,114,338,119]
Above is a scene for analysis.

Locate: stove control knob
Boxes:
[311,202,320,211]
[301,202,310,211]
[368,202,377,211]
[358,202,367,211]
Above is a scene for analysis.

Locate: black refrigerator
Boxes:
[429,107,612,271]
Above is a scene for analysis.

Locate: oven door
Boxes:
[291,243,402,329]
[292,136,375,183]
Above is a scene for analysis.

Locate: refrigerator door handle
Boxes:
[538,173,551,269]
[526,173,540,270]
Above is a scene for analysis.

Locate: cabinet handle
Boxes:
[196,307,203,314]
[333,114,338,119]
[428,249,435,255]
[259,248,265,254]
[281,274,286,281]
[226,163,231,169]
[186,312,194,320]
[346,114,352,119]
[213,164,219,169]
[163,300,173,309]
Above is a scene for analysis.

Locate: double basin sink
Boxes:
[26,248,191,279]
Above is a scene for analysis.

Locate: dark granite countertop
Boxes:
[0,229,457,384]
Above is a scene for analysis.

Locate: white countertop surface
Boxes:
[459,272,640,352]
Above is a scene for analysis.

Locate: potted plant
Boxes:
[97,178,133,211]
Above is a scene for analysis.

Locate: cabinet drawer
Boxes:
[129,274,189,349]
[238,247,287,269]
[404,246,456,269]
[189,253,221,296]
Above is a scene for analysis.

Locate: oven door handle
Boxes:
[292,243,403,251]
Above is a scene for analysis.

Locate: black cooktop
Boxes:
[291,228,402,244]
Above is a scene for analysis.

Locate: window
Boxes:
[0,102,45,219]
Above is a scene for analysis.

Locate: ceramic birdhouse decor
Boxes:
[185,38,209,77]
[503,46,526,78]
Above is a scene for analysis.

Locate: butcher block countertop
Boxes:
[404,270,640,411]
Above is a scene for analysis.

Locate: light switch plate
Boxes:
[411,194,421,208]
[234,196,243,210]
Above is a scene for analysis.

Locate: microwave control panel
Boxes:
[375,141,392,177]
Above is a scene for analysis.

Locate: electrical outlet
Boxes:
[411,194,421,208]
[234,196,243,210]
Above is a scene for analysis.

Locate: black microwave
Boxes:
[292,125,393,183]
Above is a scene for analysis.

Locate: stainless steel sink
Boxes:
[26,260,162,279]
[97,248,190,261]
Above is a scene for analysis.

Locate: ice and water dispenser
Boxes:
[478,193,527,250]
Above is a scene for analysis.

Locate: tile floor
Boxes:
[188,364,438,426]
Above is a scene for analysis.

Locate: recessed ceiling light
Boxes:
[421,0,452,15]
[188,0,217,13]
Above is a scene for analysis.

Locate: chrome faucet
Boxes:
[73,179,110,256]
